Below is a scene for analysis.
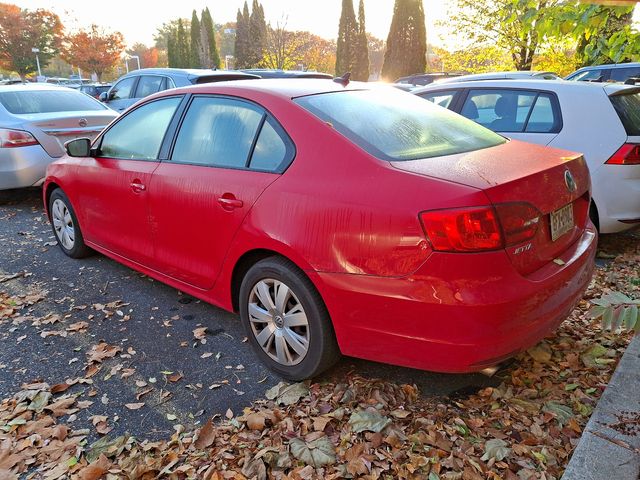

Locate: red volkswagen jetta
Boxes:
[44,80,596,380]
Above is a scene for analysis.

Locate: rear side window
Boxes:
[172,97,263,168]
[418,90,458,109]
[610,92,640,135]
[295,89,505,161]
[461,89,561,133]
[250,118,293,172]
[135,76,165,98]
[610,67,640,83]
[99,97,181,160]
[0,90,106,114]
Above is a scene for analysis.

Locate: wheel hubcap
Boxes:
[248,278,310,366]
[51,199,75,250]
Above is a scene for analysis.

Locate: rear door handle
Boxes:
[217,195,243,210]
[130,182,146,193]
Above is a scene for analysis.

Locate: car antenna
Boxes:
[333,72,351,87]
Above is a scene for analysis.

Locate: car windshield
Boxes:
[610,91,640,136]
[0,90,107,114]
[294,89,506,161]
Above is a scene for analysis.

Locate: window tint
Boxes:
[610,92,640,136]
[526,95,556,133]
[610,67,640,83]
[172,97,263,168]
[419,91,457,109]
[295,89,505,161]
[569,69,606,82]
[135,76,164,98]
[99,97,181,160]
[0,90,106,114]
[110,77,136,100]
[250,118,291,172]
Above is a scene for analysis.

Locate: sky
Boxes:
[13,0,451,48]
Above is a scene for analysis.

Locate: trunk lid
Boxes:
[18,111,117,157]
[391,140,591,275]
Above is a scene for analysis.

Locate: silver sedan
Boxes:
[0,84,118,190]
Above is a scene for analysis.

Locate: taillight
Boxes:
[0,128,39,148]
[420,206,503,252]
[494,202,540,245]
[420,202,540,253]
[606,143,640,165]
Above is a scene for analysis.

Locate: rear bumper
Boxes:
[0,145,55,190]
[592,164,640,233]
[316,223,597,373]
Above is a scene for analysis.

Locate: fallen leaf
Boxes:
[289,435,336,467]
[481,439,511,462]
[348,409,392,433]
[194,418,216,449]
[125,403,145,410]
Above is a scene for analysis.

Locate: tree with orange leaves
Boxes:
[62,25,124,82]
[0,3,63,81]
[127,43,159,69]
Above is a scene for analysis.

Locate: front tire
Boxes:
[48,188,92,259]
[239,257,340,380]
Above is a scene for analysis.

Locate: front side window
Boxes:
[110,77,136,100]
[295,89,505,161]
[419,91,457,109]
[135,76,165,98]
[98,97,181,160]
[171,97,264,168]
[568,69,606,82]
[461,89,560,133]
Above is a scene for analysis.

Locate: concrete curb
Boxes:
[562,334,640,479]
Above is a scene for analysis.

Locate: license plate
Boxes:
[550,203,574,241]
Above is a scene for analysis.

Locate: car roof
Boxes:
[121,68,257,79]
[572,62,640,72]
[435,71,558,84]
[155,78,374,100]
[412,78,637,96]
[242,69,333,79]
[0,83,77,92]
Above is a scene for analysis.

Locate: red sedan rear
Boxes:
[43,80,596,380]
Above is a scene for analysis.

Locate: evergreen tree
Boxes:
[174,20,190,68]
[234,2,251,68]
[335,0,358,76]
[248,0,267,68]
[190,10,202,68]
[201,7,221,68]
[167,30,178,67]
[381,0,427,81]
[352,0,370,80]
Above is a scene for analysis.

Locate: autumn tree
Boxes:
[190,10,203,68]
[62,25,124,82]
[352,0,370,81]
[201,7,221,68]
[0,3,63,81]
[127,43,159,69]
[234,2,251,68]
[432,45,512,74]
[381,0,427,81]
[335,0,358,76]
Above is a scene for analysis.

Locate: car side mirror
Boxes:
[98,92,108,102]
[65,138,91,157]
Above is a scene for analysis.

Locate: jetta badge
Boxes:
[564,170,577,193]
[78,118,88,127]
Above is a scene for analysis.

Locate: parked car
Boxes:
[414,79,640,233]
[101,68,260,112]
[44,79,596,379]
[565,62,640,84]
[242,69,333,79]
[0,84,117,190]
[80,83,112,99]
[435,71,560,84]
[395,72,463,86]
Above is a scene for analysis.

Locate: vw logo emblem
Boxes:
[564,170,577,193]
[78,118,88,127]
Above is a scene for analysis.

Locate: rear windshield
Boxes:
[610,92,640,136]
[294,89,506,161]
[0,90,107,114]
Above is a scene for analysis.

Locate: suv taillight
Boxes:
[0,128,39,148]
[420,203,540,253]
[606,143,640,165]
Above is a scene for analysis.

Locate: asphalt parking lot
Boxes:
[0,188,498,440]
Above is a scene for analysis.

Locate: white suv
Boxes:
[414,79,640,233]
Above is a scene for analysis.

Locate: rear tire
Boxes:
[48,188,92,259]
[239,257,340,380]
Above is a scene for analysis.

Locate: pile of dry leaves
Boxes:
[0,232,638,480]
